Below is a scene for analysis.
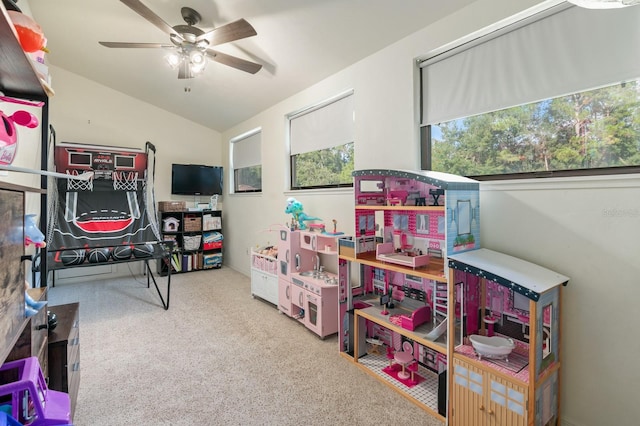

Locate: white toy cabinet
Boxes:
[250,249,279,306]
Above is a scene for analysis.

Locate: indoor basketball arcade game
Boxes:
[46,141,172,309]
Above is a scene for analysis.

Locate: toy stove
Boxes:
[290,271,339,338]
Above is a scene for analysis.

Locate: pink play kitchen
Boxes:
[275,227,340,339]
[336,169,569,426]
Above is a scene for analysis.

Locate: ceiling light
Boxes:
[165,48,208,77]
[189,50,206,66]
[165,51,183,69]
[567,0,640,8]
[190,61,206,75]
[188,50,207,74]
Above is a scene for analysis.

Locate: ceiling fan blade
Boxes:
[120,0,184,42]
[206,49,262,74]
[196,19,257,46]
[99,42,171,49]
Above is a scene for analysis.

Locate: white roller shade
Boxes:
[232,131,261,169]
[290,93,354,155]
[421,4,640,125]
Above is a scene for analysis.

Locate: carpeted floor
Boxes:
[48,266,443,426]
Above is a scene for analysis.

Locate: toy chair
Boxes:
[0,357,71,425]
[386,345,395,367]
[407,361,420,384]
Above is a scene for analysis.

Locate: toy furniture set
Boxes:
[336,169,569,425]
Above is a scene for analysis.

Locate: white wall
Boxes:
[220,1,639,425]
[45,66,222,281]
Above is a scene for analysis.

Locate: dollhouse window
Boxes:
[416,214,429,234]
[358,214,375,235]
[359,180,383,193]
[457,200,471,235]
[437,216,445,235]
[393,214,409,231]
[543,303,553,359]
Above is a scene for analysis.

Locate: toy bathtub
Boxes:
[469,334,515,360]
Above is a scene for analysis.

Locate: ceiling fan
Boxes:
[99,0,262,79]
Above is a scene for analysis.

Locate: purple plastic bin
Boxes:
[0,412,22,426]
[0,357,72,426]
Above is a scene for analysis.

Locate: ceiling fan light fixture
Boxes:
[567,0,640,8]
[190,61,207,75]
[189,50,206,66]
[195,39,209,49]
[99,3,262,79]
[189,50,207,74]
[165,51,183,69]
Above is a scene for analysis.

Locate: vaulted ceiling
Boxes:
[28,0,477,132]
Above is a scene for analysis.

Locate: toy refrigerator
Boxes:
[277,229,315,316]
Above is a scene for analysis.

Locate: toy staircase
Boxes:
[433,281,448,323]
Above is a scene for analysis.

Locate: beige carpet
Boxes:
[48,266,443,426]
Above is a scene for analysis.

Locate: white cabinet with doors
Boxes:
[250,248,278,306]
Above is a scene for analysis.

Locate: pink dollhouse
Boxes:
[338,168,480,420]
[337,169,569,425]
[447,249,569,425]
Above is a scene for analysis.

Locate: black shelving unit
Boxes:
[158,209,223,275]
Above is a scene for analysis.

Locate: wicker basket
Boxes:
[183,215,202,232]
[183,235,202,251]
[158,201,186,212]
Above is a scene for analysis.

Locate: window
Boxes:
[230,129,262,193]
[420,4,640,179]
[288,91,354,189]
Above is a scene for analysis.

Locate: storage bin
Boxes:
[203,253,222,269]
[203,241,223,250]
[183,235,202,251]
[183,215,202,232]
[202,231,223,250]
[158,201,186,212]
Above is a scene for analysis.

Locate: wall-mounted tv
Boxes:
[171,164,223,196]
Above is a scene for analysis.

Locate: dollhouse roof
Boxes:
[353,169,479,191]
[448,248,569,302]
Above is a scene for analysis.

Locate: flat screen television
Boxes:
[171,164,223,196]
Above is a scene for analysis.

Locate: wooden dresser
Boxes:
[48,302,80,418]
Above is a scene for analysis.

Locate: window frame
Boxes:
[287,90,355,190]
[419,3,640,181]
[230,128,262,194]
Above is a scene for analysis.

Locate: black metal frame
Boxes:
[48,243,173,310]
[145,255,171,310]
